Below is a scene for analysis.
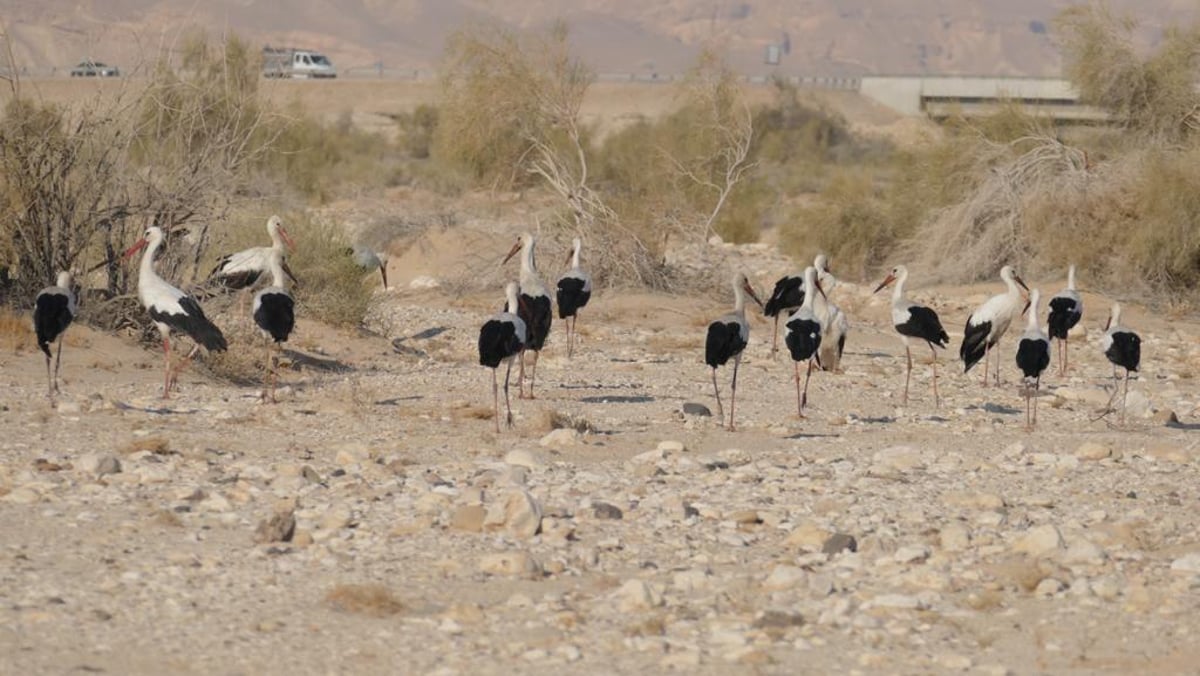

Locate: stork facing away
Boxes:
[763,254,833,357]
[252,251,296,403]
[705,271,763,431]
[1015,289,1051,430]
[1101,302,1141,427]
[33,271,76,398]
[874,265,949,407]
[556,237,592,358]
[960,265,1030,386]
[785,266,824,417]
[1047,264,1083,375]
[478,282,527,432]
[503,233,552,399]
[124,226,228,398]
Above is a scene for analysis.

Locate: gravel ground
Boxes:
[2,258,1200,675]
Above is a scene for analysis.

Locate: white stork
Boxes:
[123,226,228,398]
[478,282,528,432]
[873,265,950,407]
[503,233,552,399]
[207,215,297,293]
[556,237,592,358]
[1047,264,1083,375]
[1015,289,1051,430]
[1101,302,1141,426]
[252,251,295,403]
[810,256,848,373]
[785,266,823,417]
[960,265,1030,386]
[705,271,763,431]
[351,245,390,290]
[32,271,76,397]
[762,254,833,357]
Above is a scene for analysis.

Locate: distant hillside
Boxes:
[3,1,1196,78]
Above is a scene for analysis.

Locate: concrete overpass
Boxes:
[858,75,1111,122]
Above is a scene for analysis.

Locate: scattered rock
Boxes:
[1170,553,1200,575]
[613,579,663,612]
[822,533,858,555]
[484,490,543,539]
[503,449,546,469]
[873,446,925,472]
[1012,524,1064,557]
[592,502,624,520]
[539,428,580,448]
[479,551,543,579]
[893,545,930,564]
[939,523,971,552]
[786,521,831,550]
[682,402,712,417]
[450,504,486,533]
[1075,442,1112,461]
[254,510,296,544]
[763,565,807,591]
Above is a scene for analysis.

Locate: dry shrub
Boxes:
[325,584,405,617]
[120,436,171,455]
[287,214,375,328]
[1056,4,1200,142]
[0,307,34,353]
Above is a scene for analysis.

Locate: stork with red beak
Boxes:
[124,226,228,398]
[207,215,297,292]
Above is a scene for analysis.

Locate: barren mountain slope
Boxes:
[4,0,1196,77]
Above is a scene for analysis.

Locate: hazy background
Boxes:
[3,0,1196,77]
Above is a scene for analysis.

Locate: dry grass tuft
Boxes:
[451,404,495,421]
[325,584,405,617]
[121,436,171,455]
[537,409,595,434]
[0,308,34,353]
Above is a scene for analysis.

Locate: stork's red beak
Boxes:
[279,226,296,252]
[503,240,522,265]
[1103,316,1112,332]
[815,278,829,301]
[742,280,763,309]
[873,273,896,294]
[1014,274,1030,293]
[565,249,574,266]
[121,238,148,261]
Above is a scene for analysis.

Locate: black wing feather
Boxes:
[1046,297,1081,340]
[33,292,73,357]
[763,276,804,318]
[479,319,523,367]
[518,294,553,351]
[253,292,295,343]
[705,321,746,367]
[785,317,821,362]
[897,305,949,347]
[556,277,591,318]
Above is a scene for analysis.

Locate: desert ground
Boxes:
[3,81,1200,675]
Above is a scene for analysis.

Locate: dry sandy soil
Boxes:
[2,223,1200,675]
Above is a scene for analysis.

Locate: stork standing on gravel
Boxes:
[763,254,833,357]
[124,226,228,398]
[960,265,1030,386]
[207,215,297,293]
[1101,302,1141,426]
[705,271,763,431]
[785,266,823,417]
[478,282,527,432]
[503,232,552,399]
[252,251,296,403]
[556,237,591,358]
[32,271,76,397]
[1015,289,1051,430]
[874,265,950,407]
[810,257,848,373]
[1047,264,1083,375]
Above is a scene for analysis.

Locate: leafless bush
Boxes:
[0,31,284,310]
[1056,4,1200,142]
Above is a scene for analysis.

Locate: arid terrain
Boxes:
[3,215,1200,674]
[5,0,1198,78]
